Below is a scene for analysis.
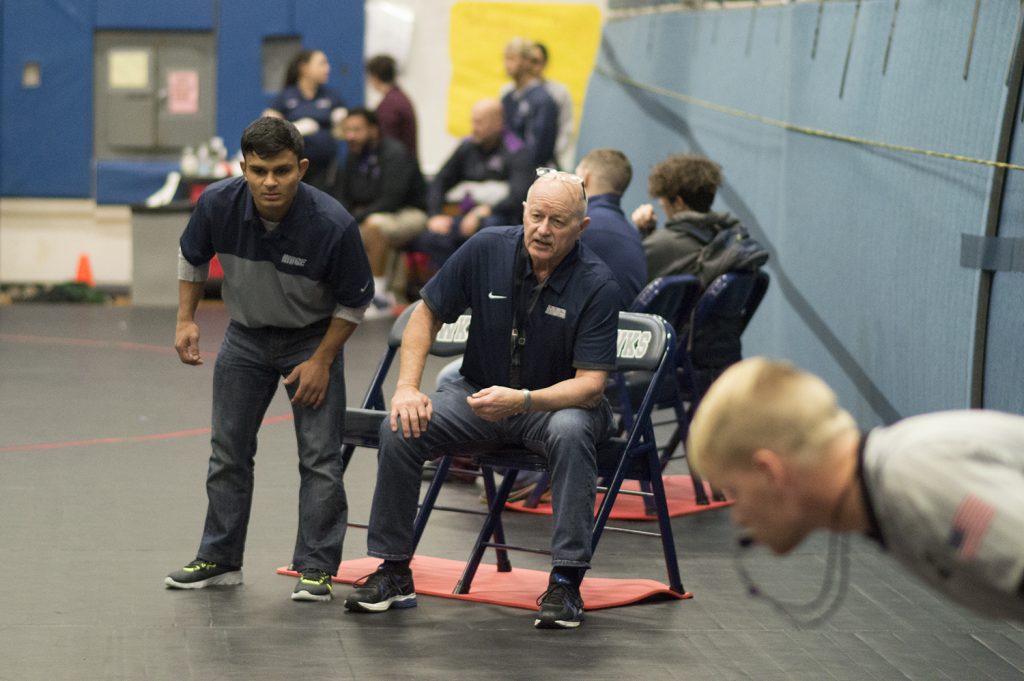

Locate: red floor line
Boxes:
[0,413,294,453]
[0,333,177,354]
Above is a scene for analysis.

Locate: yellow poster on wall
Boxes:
[448,2,602,139]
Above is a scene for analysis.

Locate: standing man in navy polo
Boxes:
[166,117,374,603]
[343,169,621,629]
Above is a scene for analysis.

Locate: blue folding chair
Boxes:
[340,304,507,561]
[452,312,686,595]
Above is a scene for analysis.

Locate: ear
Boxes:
[750,448,787,487]
[298,157,310,179]
[578,215,591,234]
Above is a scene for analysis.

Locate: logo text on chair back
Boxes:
[616,329,651,360]
[436,315,472,343]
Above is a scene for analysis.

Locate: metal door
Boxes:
[94,31,215,158]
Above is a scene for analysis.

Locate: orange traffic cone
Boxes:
[75,253,95,288]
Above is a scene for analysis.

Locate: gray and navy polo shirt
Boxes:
[420,225,620,391]
[861,410,1024,621]
[179,176,373,329]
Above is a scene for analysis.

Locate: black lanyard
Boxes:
[509,242,547,389]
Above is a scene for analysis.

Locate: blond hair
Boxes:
[687,357,857,474]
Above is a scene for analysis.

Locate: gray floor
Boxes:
[0,303,1021,681]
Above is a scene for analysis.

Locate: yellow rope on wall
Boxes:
[596,65,1024,172]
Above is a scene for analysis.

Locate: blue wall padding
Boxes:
[94,160,183,206]
[983,73,1024,414]
[95,0,213,29]
[0,0,364,198]
[1,0,95,197]
[578,0,1022,423]
[217,0,294,153]
[295,0,365,108]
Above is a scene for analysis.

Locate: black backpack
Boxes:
[684,222,769,288]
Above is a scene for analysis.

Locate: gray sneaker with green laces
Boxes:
[292,568,333,602]
[165,559,242,589]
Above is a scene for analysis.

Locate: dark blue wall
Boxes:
[578,0,1024,422]
[0,0,364,198]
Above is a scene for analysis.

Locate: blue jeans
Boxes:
[367,378,614,568]
[197,319,347,574]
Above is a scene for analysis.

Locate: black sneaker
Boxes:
[534,574,584,629]
[165,559,242,589]
[343,564,417,612]
[292,568,333,602]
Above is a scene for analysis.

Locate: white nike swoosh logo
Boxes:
[360,280,371,293]
[488,291,507,300]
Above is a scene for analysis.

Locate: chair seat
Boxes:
[342,408,387,447]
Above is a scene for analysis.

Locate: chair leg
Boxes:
[480,467,512,572]
[455,468,519,595]
[645,449,685,594]
[411,456,453,553]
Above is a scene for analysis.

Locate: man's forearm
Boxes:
[396,304,443,390]
[310,317,358,365]
[177,280,205,323]
[525,370,608,413]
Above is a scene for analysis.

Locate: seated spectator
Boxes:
[334,108,427,318]
[501,37,559,168]
[365,54,418,159]
[631,154,759,389]
[343,169,621,630]
[575,148,646,307]
[263,49,347,192]
[413,98,533,272]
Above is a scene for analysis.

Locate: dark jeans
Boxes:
[366,378,614,568]
[196,319,347,574]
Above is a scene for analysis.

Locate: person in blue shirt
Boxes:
[575,148,647,308]
[344,169,621,629]
[265,49,348,192]
[165,117,373,603]
[501,37,559,168]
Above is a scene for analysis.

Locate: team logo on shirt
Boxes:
[281,254,307,267]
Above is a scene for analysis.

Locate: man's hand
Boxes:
[631,203,657,236]
[390,383,433,437]
[459,205,491,238]
[174,321,203,365]
[467,386,526,422]
[427,214,453,235]
[283,359,331,409]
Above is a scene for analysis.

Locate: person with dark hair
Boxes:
[335,107,427,318]
[500,37,559,167]
[166,116,374,604]
[344,169,621,630]
[365,54,418,160]
[264,49,348,192]
[413,98,533,272]
[688,357,1024,623]
[631,153,733,279]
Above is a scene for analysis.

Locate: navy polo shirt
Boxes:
[581,193,648,309]
[420,225,620,390]
[180,176,373,329]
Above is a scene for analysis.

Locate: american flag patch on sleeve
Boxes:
[946,494,995,560]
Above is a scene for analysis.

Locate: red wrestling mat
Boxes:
[506,474,732,520]
[277,555,691,611]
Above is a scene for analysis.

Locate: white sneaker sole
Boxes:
[345,592,417,612]
[165,570,243,589]
[291,590,332,602]
[534,617,582,629]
